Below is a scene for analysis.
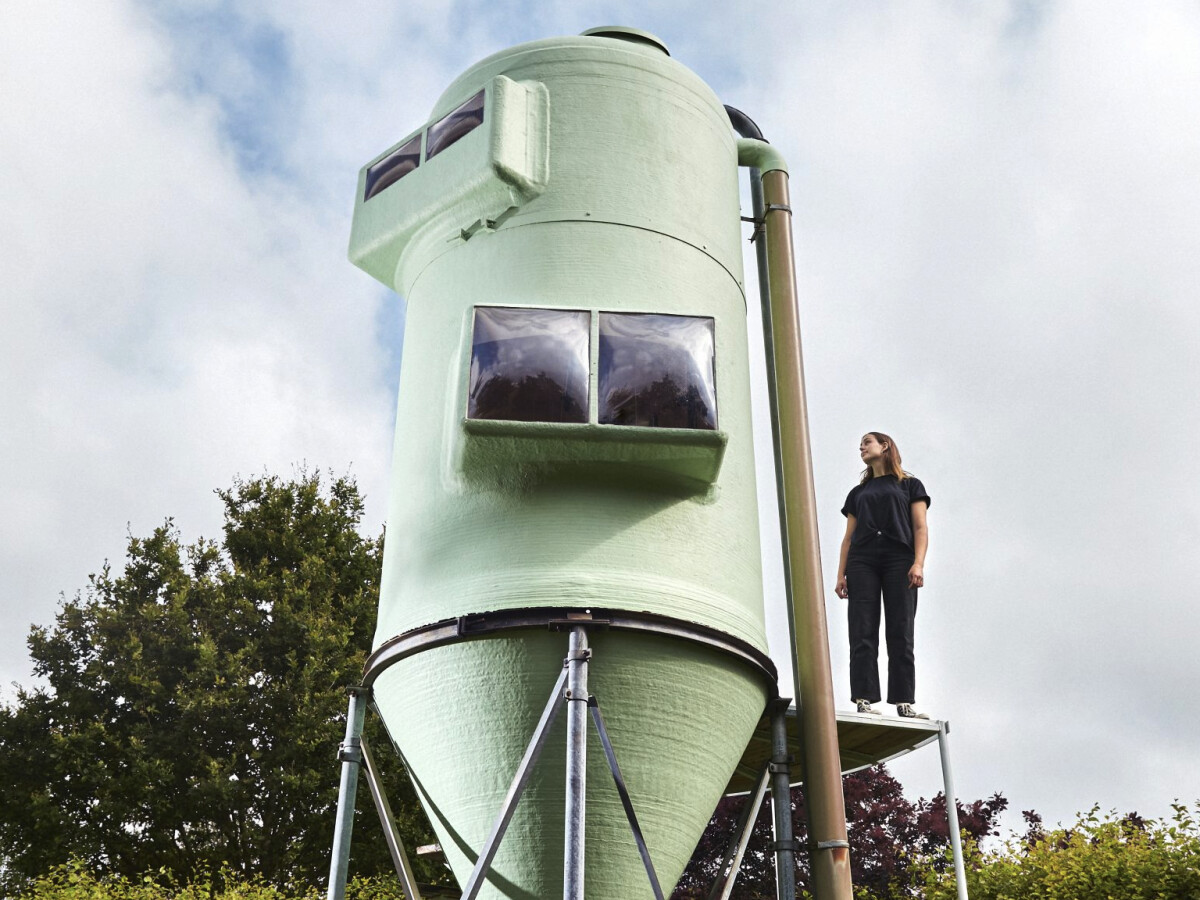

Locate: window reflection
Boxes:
[599,314,717,430]
[426,90,485,160]
[469,308,590,423]
[364,134,421,201]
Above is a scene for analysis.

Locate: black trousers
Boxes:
[847,538,918,704]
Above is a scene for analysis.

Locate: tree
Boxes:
[672,764,1007,899]
[0,472,444,894]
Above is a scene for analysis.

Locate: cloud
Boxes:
[742,0,1200,829]
[0,0,398,687]
[3,0,1197,846]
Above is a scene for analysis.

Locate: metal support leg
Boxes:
[327,687,369,900]
[360,734,424,900]
[769,700,797,900]
[708,762,772,900]
[564,626,590,900]
[460,666,569,900]
[938,723,969,900]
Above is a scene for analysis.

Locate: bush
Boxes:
[920,803,1200,900]
[17,861,413,900]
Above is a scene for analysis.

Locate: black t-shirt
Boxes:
[841,475,931,550]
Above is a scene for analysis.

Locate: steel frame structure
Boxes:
[324,613,969,900]
[326,612,785,900]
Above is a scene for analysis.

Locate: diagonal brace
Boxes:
[588,696,665,900]
[707,761,772,900]
[360,734,424,900]
[460,666,569,900]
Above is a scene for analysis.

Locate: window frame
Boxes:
[465,305,718,430]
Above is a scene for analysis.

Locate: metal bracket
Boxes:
[769,839,801,853]
[767,758,793,774]
[764,202,793,215]
[814,840,851,851]
[740,214,766,244]
[336,740,362,765]
[563,648,593,664]
[459,206,519,241]
[550,614,610,632]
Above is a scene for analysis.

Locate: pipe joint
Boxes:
[815,840,851,851]
[736,138,788,175]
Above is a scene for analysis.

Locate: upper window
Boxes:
[363,90,486,202]
[426,90,485,160]
[363,134,421,201]
[598,313,717,430]
[469,307,590,424]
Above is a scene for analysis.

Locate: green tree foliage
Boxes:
[920,804,1200,900]
[0,473,444,895]
[17,860,402,900]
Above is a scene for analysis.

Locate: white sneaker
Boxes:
[855,699,881,715]
[896,703,929,720]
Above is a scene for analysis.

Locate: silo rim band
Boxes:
[363,607,779,694]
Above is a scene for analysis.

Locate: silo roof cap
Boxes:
[580,26,670,56]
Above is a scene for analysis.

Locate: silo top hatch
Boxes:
[579,26,670,55]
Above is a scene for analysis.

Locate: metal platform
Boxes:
[726,705,942,795]
[722,704,968,900]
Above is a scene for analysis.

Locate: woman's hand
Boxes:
[835,575,849,599]
[908,563,924,589]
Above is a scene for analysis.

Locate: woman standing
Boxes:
[835,432,931,718]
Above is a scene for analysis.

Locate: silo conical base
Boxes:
[371,627,770,900]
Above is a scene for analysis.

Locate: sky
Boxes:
[3,0,1199,846]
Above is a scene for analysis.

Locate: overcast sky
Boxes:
[4,0,1198,842]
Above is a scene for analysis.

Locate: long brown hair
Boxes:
[860,431,908,483]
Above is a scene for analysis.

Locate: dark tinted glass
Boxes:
[469,307,590,423]
[426,90,485,160]
[363,134,421,201]
[599,314,717,429]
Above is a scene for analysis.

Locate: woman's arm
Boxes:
[835,515,856,599]
[908,501,928,588]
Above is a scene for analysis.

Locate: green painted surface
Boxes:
[460,419,728,486]
[374,632,768,900]
[350,29,771,898]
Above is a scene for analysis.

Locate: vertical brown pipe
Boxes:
[760,168,853,900]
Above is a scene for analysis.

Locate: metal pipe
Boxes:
[769,700,797,900]
[360,734,424,900]
[327,687,369,900]
[708,762,772,900]
[736,138,789,178]
[758,165,854,900]
[724,115,794,677]
[938,724,969,900]
[730,113,852,899]
[564,626,590,900]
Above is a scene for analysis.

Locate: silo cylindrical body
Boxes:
[349,29,773,899]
